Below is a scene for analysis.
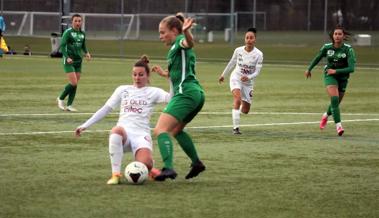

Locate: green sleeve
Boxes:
[307,46,326,72]
[336,47,356,74]
[60,31,69,58]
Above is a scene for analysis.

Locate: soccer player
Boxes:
[0,15,6,58]
[151,13,206,181]
[218,28,263,135]
[305,25,356,136]
[57,14,91,112]
[75,55,171,185]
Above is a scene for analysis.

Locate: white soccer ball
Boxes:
[124,161,148,185]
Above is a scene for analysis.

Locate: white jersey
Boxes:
[105,85,170,133]
[221,46,263,85]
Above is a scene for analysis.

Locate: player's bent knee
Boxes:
[233,100,242,108]
[111,126,125,135]
[110,126,127,143]
[241,109,249,114]
[135,149,153,170]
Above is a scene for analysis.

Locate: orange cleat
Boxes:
[148,168,161,180]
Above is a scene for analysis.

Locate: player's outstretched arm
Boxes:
[152,65,169,78]
[182,18,194,48]
[74,105,113,137]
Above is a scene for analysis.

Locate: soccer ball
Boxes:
[124,161,148,184]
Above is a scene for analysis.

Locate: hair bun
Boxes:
[140,55,149,64]
[247,27,257,34]
[175,12,185,22]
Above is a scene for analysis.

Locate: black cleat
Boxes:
[185,160,206,179]
[233,128,241,135]
[154,168,177,181]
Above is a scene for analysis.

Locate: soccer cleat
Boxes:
[185,160,206,179]
[148,168,161,180]
[154,168,177,181]
[337,126,344,136]
[57,97,65,110]
[233,127,241,135]
[320,115,328,129]
[107,173,122,185]
[66,105,78,112]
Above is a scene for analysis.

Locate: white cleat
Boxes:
[57,97,65,110]
[66,105,78,112]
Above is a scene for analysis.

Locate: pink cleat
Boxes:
[337,126,344,136]
[319,115,328,129]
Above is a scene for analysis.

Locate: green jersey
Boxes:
[60,28,88,60]
[167,34,203,95]
[307,43,356,76]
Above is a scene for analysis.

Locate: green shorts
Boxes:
[163,90,205,123]
[63,58,82,73]
[324,73,349,92]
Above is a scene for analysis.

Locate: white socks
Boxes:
[336,122,342,129]
[109,134,124,174]
[232,109,240,129]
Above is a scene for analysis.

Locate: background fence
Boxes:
[1,0,378,41]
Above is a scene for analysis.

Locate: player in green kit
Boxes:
[152,13,206,181]
[57,14,91,112]
[305,25,356,136]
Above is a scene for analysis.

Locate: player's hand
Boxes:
[326,69,336,75]
[218,75,224,84]
[305,70,312,79]
[75,127,86,137]
[152,65,169,78]
[240,76,249,82]
[67,57,73,64]
[183,18,194,32]
[85,52,91,61]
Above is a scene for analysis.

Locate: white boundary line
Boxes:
[5,55,379,70]
[1,118,378,136]
[1,111,379,117]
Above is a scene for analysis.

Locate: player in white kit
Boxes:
[75,55,171,184]
[218,28,263,134]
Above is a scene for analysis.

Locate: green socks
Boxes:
[59,83,77,106]
[59,83,75,100]
[175,131,199,164]
[330,96,341,123]
[326,105,332,116]
[157,131,200,169]
[157,133,174,169]
[67,85,77,106]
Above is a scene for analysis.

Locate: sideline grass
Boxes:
[0,56,378,218]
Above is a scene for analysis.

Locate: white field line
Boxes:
[1,111,379,117]
[5,55,379,70]
[0,118,378,136]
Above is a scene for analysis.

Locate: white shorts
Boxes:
[121,128,153,156]
[230,77,254,104]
